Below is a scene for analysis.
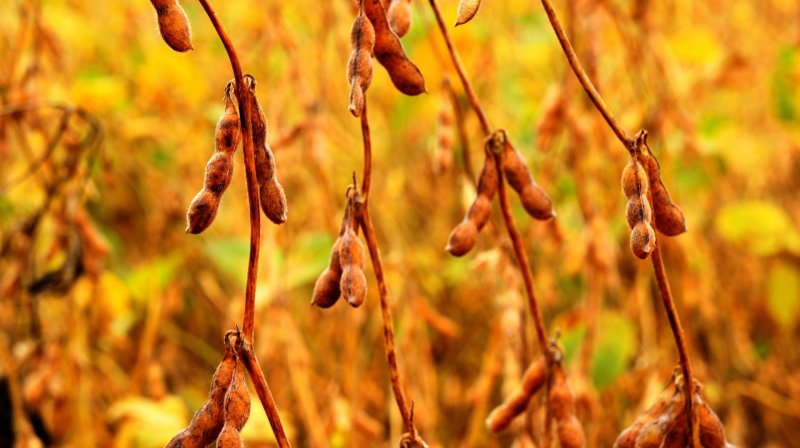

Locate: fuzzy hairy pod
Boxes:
[347,9,375,117]
[186,189,220,234]
[387,0,412,37]
[455,0,481,26]
[150,0,193,52]
[222,360,250,431]
[625,194,652,229]
[485,357,547,433]
[643,153,687,236]
[204,152,233,194]
[215,424,243,448]
[166,342,236,447]
[339,225,367,307]
[621,157,649,199]
[215,93,241,154]
[259,177,288,225]
[502,140,554,220]
[312,235,344,308]
[630,221,656,259]
[446,152,497,257]
[363,0,426,96]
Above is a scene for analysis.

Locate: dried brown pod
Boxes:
[387,0,412,37]
[166,340,236,448]
[186,189,221,234]
[621,157,648,199]
[698,400,726,448]
[455,0,482,26]
[150,0,193,52]
[501,139,555,220]
[485,357,547,433]
[630,221,656,259]
[536,86,566,151]
[204,152,233,194]
[215,424,243,448]
[434,79,455,174]
[363,0,426,96]
[556,415,586,448]
[215,89,241,154]
[222,359,251,431]
[445,151,497,256]
[311,267,342,308]
[625,194,652,229]
[259,177,288,225]
[339,223,367,307]
[642,152,687,236]
[347,7,376,117]
[548,361,575,422]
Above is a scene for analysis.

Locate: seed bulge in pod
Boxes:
[387,0,412,37]
[621,157,648,198]
[151,0,193,52]
[548,362,575,422]
[468,195,492,231]
[312,268,342,308]
[186,190,221,234]
[446,221,478,257]
[260,178,287,225]
[625,195,652,229]
[520,183,555,220]
[630,221,656,259]
[222,361,250,430]
[204,152,233,194]
[341,266,367,307]
[557,415,586,448]
[215,95,241,154]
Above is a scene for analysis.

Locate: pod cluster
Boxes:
[149,0,193,52]
[166,338,237,447]
[621,155,656,259]
[186,84,241,234]
[347,5,376,117]
[312,196,367,309]
[614,373,726,448]
[501,134,555,220]
[244,75,288,225]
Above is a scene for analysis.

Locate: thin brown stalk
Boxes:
[427,0,492,135]
[354,96,422,443]
[650,244,697,444]
[538,0,632,148]
[195,2,290,446]
[491,143,549,356]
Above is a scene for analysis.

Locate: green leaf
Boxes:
[590,312,637,390]
[715,200,800,256]
[204,238,250,284]
[767,263,800,330]
[284,232,335,290]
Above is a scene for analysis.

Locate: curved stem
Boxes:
[356,202,416,437]
[538,0,632,148]
[651,245,697,446]
[360,99,372,201]
[492,148,549,356]
[196,2,290,446]
[428,0,492,135]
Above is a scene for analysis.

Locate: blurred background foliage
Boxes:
[1,0,800,446]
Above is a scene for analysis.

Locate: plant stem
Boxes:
[356,201,417,437]
[650,245,697,445]
[538,0,632,148]
[428,0,492,135]
[491,144,549,356]
[196,2,290,446]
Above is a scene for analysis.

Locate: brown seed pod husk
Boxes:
[642,153,687,236]
[548,361,575,422]
[223,360,250,430]
[387,0,412,37]
[215,424,243,448]
[621,157,648,199]
[150,0,193,52]
[446,151,497,257]
[467,194,492,231]
[477,147,499,199]
[166,341,236,447]
[502,141,554,220]
[312,268,342,308]
[363,0,426,96]
[186,189,221,234]
[259,177,288,224]
[556,415,586,448]
[455,0,482,26]
[613,381,680,448]
[698,400,726,448]
[630,221,656,259]
[339,226,365,269]
[341,266,368,307]
[445,221,478,257]
[485,357,547,433]
[204,152,233,194]
[347,9,375,117]
[625,194,652,229]
[215,91,241,154]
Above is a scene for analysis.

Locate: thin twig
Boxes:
[538,0,632,148]
[195,2,290,446]
[427,0,492,135]
[490,135,549,356]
